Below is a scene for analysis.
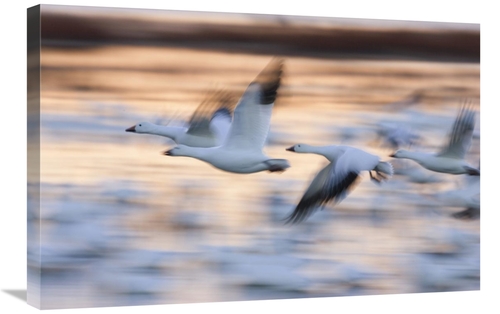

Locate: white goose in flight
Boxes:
[163,58,290,174]
[126,89,235,148]
[284,144,393,224]
[390,102,479,175]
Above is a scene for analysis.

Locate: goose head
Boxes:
[126,122,155,134]
[286,144,313,153]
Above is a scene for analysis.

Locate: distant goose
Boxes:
[126,89,235,147]
[390,102,479,175]
[431,177,480,220]
[163,58,290,174]
[383,89,424,112]
[375,122,420,150]
[284,144,393,224]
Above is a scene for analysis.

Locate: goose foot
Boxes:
[376,172,388,181]
[268,165,286,173]
[369,171,382,185]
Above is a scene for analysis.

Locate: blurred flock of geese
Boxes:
[126,58,480,225]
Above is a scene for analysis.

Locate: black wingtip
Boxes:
[282,193,324,225]
[211,107,232,120]
[283,171,360,225]
[255,57,284,105]
[451,207,480,220]
[282,207,311,225]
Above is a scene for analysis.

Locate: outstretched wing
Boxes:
[222,58,284,152]
[208,107,233,144]
[437,100,476,159]
[284,159,360,225]
[186,89,236,138]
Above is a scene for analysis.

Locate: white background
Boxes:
[1,0,497,313]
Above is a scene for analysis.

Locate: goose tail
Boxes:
[266,158,290,173]
[375,161,394,177]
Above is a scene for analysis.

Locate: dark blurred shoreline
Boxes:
[40,5,479,63]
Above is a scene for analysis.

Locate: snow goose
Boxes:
[126,89,235,147]
[390,102,479,175]
[431,178,480,220]
[163,58,290,174]
[375,122,420,150]
[383,89,425,112]
[284,144,393,224]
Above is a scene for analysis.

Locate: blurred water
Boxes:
[32,44,479,309]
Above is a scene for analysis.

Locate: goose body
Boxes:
[166,145,288,174]
[284,144,393,224]
[163,58,290,174]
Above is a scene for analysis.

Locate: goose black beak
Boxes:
[126,125,136,132]
[285,146,295,152]
[389,153,396,157]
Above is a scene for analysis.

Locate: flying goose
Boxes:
[163,58,290,174]
[390,102,479,175]
[284,144,393,224]
[126,89,235,147]
[375,122,420,150]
